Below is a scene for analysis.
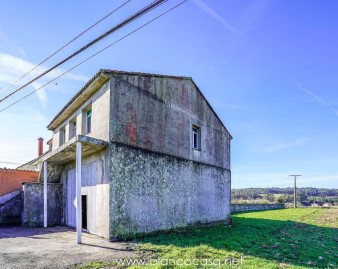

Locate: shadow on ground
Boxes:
[0,226,70,239]
[0,226,137,269]
[135,211,338,268]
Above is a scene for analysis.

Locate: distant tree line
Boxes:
[231,188,338,205]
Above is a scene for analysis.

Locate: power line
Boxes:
[0,161,23,165]
[0,0,189,113]
[0,0,132,94]
[0,0,168,104]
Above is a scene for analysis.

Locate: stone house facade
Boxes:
[23,69,232,240]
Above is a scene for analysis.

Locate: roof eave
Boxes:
[47,70,109,130]
[190,79,233,140]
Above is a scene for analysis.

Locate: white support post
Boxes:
[43,161,48,228]
[76,142,82,244]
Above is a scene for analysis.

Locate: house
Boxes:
[21,69,232,241]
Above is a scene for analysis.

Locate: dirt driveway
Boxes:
[0,226,138,269]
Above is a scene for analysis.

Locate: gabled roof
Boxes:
[47,69,232,138]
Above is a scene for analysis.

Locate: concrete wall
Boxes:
[52,82,110,150]
[22,183,62,227]
[109,143,231,239]
[231,204,285,213]
[40,162,64,183]
[109,74,231,169]
[0,192,22,226]
[0,190,22,205]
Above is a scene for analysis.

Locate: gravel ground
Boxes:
[0,226,138,269]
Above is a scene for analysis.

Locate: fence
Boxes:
[231,203,284,213]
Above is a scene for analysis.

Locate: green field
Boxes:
[81,208,338,269]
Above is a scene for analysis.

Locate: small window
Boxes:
[59,127,66,146]
[73,121,77,135]
[86,109,92,134]
[192,125,201,150]
[69,118,77,139]
[47,139,52,150]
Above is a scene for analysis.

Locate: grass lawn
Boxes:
[80,208,338,269]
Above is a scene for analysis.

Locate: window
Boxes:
[73,121,77,135]
[59,127,65,146]
[47,139,52,150]
[86,109,92,134]
[69,118,77,139]
[192,125,201,150]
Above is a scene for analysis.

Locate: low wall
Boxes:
[22,182,62,227]
[0,190,22,205]
[231,204,284,213]
[0,192,22,226]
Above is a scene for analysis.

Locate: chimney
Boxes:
[38,137,44,157]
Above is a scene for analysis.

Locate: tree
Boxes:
[265,194,275,202]
[277,196,284,204]
[298,192,308,203]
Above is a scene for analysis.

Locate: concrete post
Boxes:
[76,142,82,244]
[294,176,297,208]
[290,175,301,208]
[43,161,47,228]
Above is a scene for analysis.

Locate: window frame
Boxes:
[86,109,92,134]
[192,125,201,150]
[59,127,66,146]
[69,118,77,139]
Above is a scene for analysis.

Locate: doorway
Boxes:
[82,195,87,230]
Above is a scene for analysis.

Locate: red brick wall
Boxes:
[0,169,39,196]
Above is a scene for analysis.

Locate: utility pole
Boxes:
[289,175,301,208]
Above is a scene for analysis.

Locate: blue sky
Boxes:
[0,0,337,188]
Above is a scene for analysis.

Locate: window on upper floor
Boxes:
[59,127,66,146]
[86,109,92,134]
[82,104,92,135]
[69,117,77,139]
[192,125,201,150]
[47,138,52,150]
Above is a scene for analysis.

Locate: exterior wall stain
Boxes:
[109,143,231,239]
[107,72,231,239]
[0,192,22,226]
[22,183,62,227]
[109,74,231,169]
[39,163,63,183]
[22,70,231,240]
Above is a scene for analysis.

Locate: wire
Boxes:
[0,161,23,165]
[0,0,168,104]
[0,0,132,94]
[0,0,189,113]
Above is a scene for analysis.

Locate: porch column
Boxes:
[43,161,48,228]
[76,142,82,244]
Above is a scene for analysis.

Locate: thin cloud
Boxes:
[0,31,27,59]
[295,82,338,116]
[237,0,272,33]
[0,52,88,105]
[193,0,240,34]
[262,137,310,153]
[32,81,47,107]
